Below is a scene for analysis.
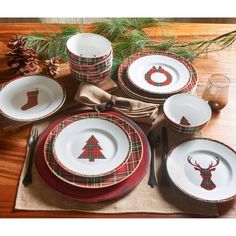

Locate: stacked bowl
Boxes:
[67,33,113,84]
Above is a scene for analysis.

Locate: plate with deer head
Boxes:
[166,138,236,202]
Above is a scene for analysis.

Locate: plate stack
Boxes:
[67,33,113,84]
[118,51,198,104]
[35,111,150,202]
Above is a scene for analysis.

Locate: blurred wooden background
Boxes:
[1,18,236,24]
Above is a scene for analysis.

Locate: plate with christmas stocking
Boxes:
[0,75,66,121]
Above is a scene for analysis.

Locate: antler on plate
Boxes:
[208,155,220,169]
[187,156,202,170]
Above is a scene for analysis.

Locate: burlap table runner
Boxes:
[14,113,218,216]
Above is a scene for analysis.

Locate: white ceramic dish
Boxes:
[66,33,112,59]
[53,118,130,176]
[0,75,65,121]
[127,55,190,94]
[163,94,211,133]
[167,138,236,202]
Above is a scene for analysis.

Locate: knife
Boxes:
[159,127,171,187]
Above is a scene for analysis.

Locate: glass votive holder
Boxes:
[202,74,230,111]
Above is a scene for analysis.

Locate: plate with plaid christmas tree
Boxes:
[43,112,144,188]
[35,112,150,202]
[52,113,131,177]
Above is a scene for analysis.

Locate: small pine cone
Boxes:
[43,57,60,77]
[7,34,27,50]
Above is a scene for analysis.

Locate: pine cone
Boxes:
[7,34,27,50]
[6,34,40,76]
[43,57,60,77]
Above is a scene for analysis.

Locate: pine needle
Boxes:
[26,25,82,61]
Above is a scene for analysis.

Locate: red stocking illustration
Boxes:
[21,89,39,111]
[78,135,106,162]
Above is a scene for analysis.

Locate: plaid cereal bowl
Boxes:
[163,94,212,134]
[66,33,112,62]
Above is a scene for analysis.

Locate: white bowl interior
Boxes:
[0,75,65,121]
[164,94,211,126]
[67,33,112,58]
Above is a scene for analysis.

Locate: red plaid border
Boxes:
[117,51,198,103]
[44,112,143,188]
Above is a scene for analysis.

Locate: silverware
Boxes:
[147,129,160,188]
[22,127,39,186]
[159,127,171,187]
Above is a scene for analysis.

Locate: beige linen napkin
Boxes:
[14,113,218,216]
[74,83,159,125]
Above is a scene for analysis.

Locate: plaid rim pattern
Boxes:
[70,59,112,74]
[71,71,110,84]
[164,114,208,134]
[44,112,143,188]
[70,64,112,79]
[117,51,198,103]
[67,49,112,65]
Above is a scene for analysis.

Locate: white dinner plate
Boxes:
[127,55,190,94]
[53,118,130,177]
[0,75,66,121]
[167,138,236,202]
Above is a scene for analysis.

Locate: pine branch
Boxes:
[94,18,163,42]
[26,25,82,61]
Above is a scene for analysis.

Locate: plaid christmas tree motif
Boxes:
[180,116,191,126]
[144,65,172,87]
[78,135,106,162]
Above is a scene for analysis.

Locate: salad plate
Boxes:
[52,117,131,177]
[127,54,190,94]
[0,75,65,121]
[167,138,236,202]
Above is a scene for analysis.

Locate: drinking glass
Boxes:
[202,74,230,111]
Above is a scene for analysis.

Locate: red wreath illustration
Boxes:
[145,66,173,87]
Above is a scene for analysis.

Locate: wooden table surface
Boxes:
[0,22,236,218]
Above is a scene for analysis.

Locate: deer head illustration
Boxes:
[187,155,219,190]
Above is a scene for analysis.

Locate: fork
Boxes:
[22,127,39,186]
[147,129,160,188]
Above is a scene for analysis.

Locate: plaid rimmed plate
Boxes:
[167,138,236,203]
[35,111,150,202]
[118,51,198,104]
[50,114,132,177]
[127,54,191,94]
[44,112,144,188]
[0,75,66,122]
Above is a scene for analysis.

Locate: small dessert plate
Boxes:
[167,138,236,202]
[0,75,66,121]
[128,55,190,94]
